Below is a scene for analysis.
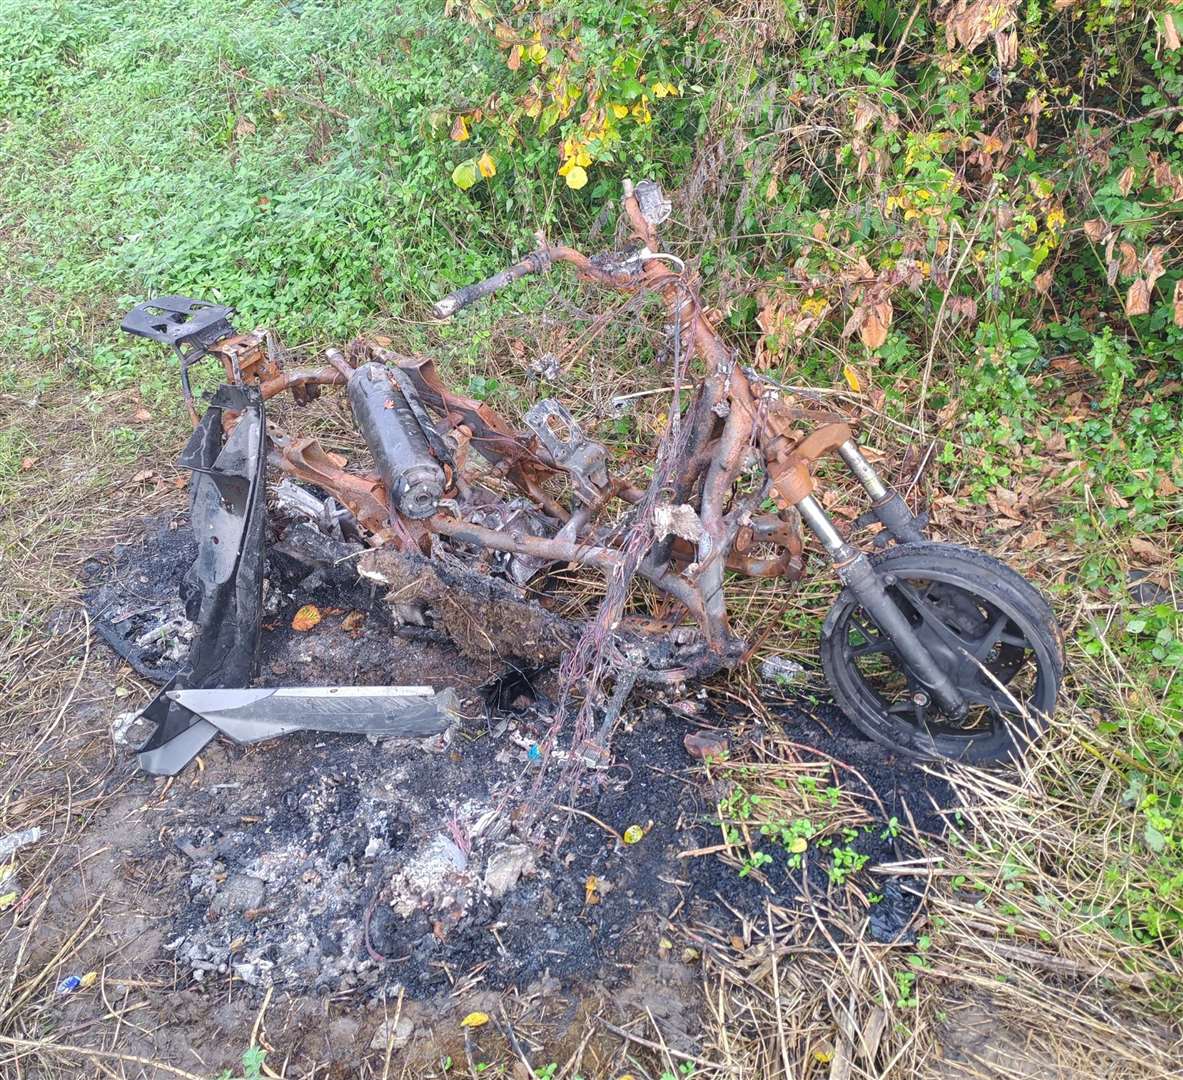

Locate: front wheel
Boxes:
[820,542,1064,763]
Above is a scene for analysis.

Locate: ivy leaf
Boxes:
[451,160,478,190]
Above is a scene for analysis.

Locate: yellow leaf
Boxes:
[80,972,98,989]
[789,836,808,853]
[575,150,591,167]
[611,102,628,119]
[460,1012,489,1028]
[564,164,588,190]
[528,42,547,64]
[585,875,600,906]
[477,152,496,178]
[0,892,16,911]
[450,115,469,142]
[622,824,644,845]
[292,604,322,632]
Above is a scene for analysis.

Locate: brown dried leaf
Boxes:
[130,469,157,484]
[507,43,521,70]
[20,456,37,471]
[132,407,152,422]
[1174,280,1183,329]
[234,115,255,140]
[1034,268,1054,294]
[1125,278,1151,317]
[1142,245,1167,292]
[1163,11,1181,51]
[1119,242,1139,277]
[341,610,366,631]
[1117,165,1135,196]
[945,0,1018,54]
[1082,218,1107,243]
[859,300,893,350]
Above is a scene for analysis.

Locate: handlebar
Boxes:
[432,248,554,319]
[432,179,672,320]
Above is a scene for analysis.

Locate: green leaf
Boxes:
[1144,823,1167,853]
[451,160,477,190]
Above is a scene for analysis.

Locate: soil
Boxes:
[56,511,956,1076]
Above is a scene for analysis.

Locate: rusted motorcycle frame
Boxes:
[123,180,1063,763]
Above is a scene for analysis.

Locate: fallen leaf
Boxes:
[622,824,644,845]
[584,875,600,906]
[19,456,37,471]
[131,469,157,484]
[859,300,893,350]
[0,892,16,911]
[291,604,322,632]
[79,972,98,989]
[789,836,808,853]
[460,1012,489,1028]
[235,115,255,139]
[1125,278,1151,317]
[341,610,366,631]
[132,407,152,422]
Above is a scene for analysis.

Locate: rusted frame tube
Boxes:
[259,366,346,401]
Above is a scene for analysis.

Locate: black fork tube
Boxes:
[797,494,966,717]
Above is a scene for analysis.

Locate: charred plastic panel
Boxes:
[137,384,268,775]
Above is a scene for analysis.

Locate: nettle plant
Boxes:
[446,0,690,194]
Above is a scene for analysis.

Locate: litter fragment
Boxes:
[0,828,41,862]
[760,656,806,686]
[56,976,82,995]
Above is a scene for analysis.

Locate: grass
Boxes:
[2,0,1182,1076]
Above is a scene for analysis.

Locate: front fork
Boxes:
[798,440,967,718]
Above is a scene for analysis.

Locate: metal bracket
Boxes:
[523,399,609,503]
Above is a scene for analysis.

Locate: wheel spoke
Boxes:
[892,581,974,653]
[970,611,1010,660]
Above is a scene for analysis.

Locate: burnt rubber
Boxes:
[820,541,1064,764]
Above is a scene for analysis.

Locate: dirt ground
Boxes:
[0,505,968,1079]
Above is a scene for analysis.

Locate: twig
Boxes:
[598,1018,728,1071]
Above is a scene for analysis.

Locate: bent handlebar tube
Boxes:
[432,249,554,319]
